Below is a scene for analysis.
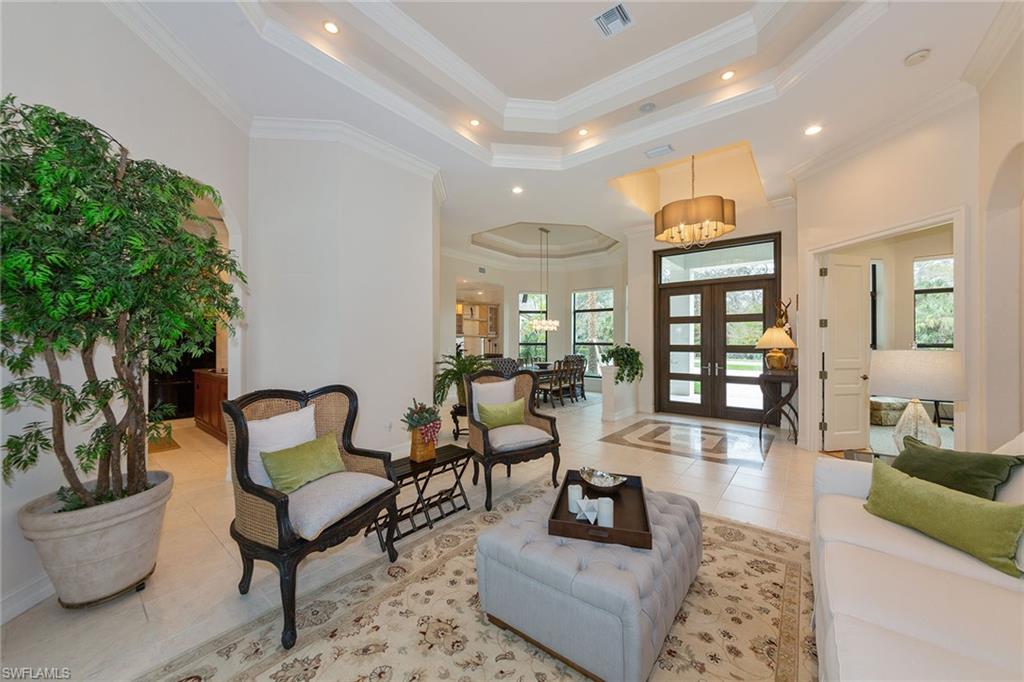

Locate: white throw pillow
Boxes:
[245,405,317,488]
[488,424,552,452]
[287,471,394,540]
[471,379,516,421]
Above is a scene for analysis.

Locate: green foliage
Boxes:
[1,95,246,506]
[400,399,440,431]
[601,344,644,385]
[433,352,489,405]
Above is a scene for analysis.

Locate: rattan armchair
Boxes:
[222,385,399,649]
[465,369,560,510]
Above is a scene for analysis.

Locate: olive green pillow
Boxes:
[478,398,525,429]
[864,461,1024,577]
[260,434,345,494]
[893,437,1024,500]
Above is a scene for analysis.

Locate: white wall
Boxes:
[248,137,436,450]
[978,35,1024,446]
[626,201,798,413]
[0,2,250,621]
[795,99,982,448]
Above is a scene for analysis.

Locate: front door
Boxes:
[657,279,776,421]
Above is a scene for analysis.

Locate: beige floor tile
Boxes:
[720,484,784,512]
[713,499,780,529]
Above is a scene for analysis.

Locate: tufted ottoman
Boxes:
[476,488,701,681]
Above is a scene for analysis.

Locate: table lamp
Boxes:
[756,326,796,370]
[869,350,964,450]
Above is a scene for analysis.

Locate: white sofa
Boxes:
[812,433,1024,681]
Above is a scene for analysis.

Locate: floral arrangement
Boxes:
[401,399,441,445]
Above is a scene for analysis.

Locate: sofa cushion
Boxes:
[471,379,515,421]
[488,424,552,452]
[893,436,1024,499]
[994,430,1024,505]
[823,613,1017,681]
[478,397,525,429]
[260,433,345,494]
[816,542,1023,675]
[246,405,317,488]
[816,494,1023,591]
[287,471,393,540]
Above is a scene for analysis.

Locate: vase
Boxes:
[410,427,437,463]
[17,470,173,608]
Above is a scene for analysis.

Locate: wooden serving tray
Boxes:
[547,469,652,550]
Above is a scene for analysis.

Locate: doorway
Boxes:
[655,234,781,422]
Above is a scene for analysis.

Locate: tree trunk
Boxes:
[81,343,113,497]
[42,347,95,506]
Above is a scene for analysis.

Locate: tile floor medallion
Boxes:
[139,478,817,682]
[601,419,772,468]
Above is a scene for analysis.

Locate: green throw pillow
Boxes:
[260,434,345,494]
[478,398,525,429]
[864,461,1024,577]
[893,436,1024,500]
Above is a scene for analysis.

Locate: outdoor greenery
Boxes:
[400,399,441,431]
[1,96,244,508]
[573,289,614,376]
[913,257,954,347]
[433,351,489,405]
[518,292,548,361]
[601,344,644,385]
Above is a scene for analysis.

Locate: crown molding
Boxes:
[490,144,565,170]
[768,195,797,209]
[104,1,250,133]
[442,243,625,272]
[787,82,977,183]
[432,173,448,206]
[471,229,618,259]
[962,1,1024,90]
[250,117,440,180]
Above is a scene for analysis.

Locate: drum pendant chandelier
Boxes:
[654,155,736,248]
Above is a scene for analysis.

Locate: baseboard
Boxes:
[1,574,55,624]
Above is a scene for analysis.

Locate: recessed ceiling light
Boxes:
[904,49,931,67]
[638,102,656,113]
[720,70,735,81]
[804,124,823,136]
[323,21,339,34]
[512,186,524,194]
[469,119,480,127]
[578,128,589,136]
[477,291,484,295]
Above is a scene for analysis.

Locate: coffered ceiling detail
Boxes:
[472,222,619,259]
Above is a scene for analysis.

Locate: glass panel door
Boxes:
[716,282,773,420]
[659,285,709,415]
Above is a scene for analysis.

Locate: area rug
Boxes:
[601,419,771,469]
[139,480,816,682]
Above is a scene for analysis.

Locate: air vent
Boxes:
[645,144,674,159]
[594,4,632,38]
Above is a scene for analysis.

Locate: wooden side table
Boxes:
[450,403,468,440]
[758,370,798,445]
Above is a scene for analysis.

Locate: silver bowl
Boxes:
[578,466,627,491]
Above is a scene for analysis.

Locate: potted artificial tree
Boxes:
[600,344,644,422]
[1,96,244,607]
[433,349,489,406]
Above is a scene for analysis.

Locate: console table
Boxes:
[758,369,798,445]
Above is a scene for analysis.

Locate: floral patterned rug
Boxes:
[139,480,816,682]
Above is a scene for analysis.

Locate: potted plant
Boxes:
[600,344,644,422]
[1,96,244,607]
[433,350,489,406]
[401,400,441,463]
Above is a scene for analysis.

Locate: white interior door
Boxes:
[822,254,871,450]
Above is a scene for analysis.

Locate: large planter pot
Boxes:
[18,470,174,608]
[601,365,638,422]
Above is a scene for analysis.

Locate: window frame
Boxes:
[518,292,548,362]
[913,256,954,349]
[571,288,614,378]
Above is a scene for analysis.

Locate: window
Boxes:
[869,262,880,350]
[913,256,954,348]
[518,292,548,362]
[660,241,775,284]
[572,289,614,376]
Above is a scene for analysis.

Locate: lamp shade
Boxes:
[869,350,964,401]
[755,326,796,350]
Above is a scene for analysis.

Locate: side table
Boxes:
[367,444,472,551]
[758,369,798,445]
[450,403,468,440]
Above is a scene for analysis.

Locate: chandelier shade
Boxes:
[653,155,736,248]
[528,227,559,333]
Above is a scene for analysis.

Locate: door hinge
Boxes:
[819,370,828,380]
[818,421,828,432]
[819,267,828,276]
[819,319,828,328]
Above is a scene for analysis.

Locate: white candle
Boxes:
[597,497,614,528]
[568,484,583,513]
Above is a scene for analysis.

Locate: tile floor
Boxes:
[0,399,823,680]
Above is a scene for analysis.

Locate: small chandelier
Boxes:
[529,227,559,332]
[654,154,736,249]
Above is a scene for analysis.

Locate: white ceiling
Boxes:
[121,1,1006,258]
[472,222,619,258]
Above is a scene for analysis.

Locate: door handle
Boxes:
[860,374,869,380]
[714,362,721,376]
[702,363,712,374]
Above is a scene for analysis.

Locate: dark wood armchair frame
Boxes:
[464,369,560,510]
[222,385,400,649]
